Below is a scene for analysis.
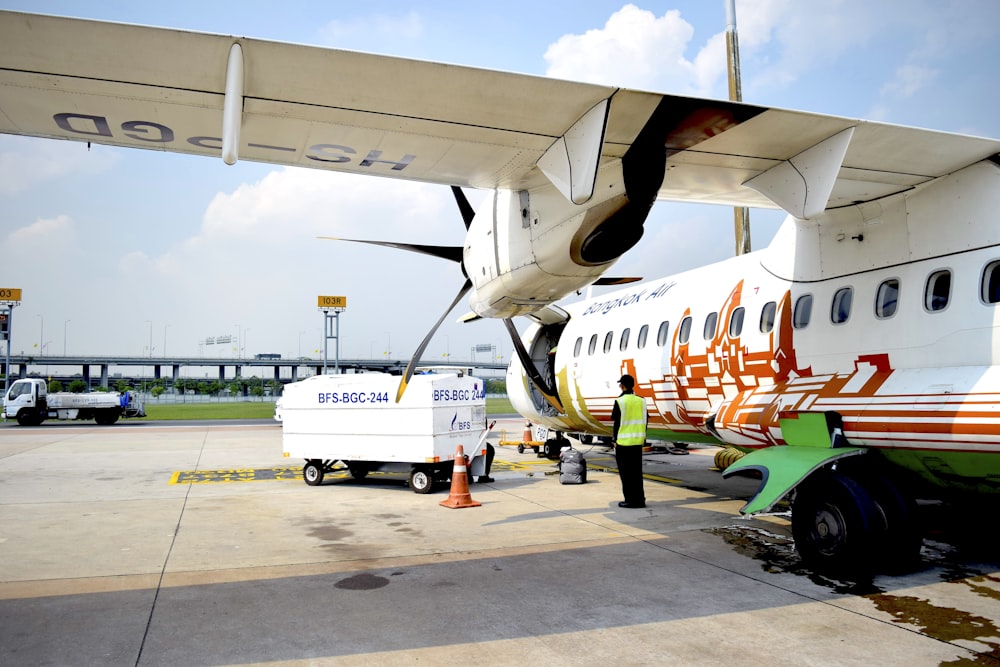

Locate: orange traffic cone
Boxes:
[440,445,481,509]
[523,422,532,444]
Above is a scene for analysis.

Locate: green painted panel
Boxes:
[723,445,866,514]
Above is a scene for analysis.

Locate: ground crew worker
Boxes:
[611,374,646,508]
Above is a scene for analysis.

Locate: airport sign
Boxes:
[317,295,347,309]
[0,287,21,303]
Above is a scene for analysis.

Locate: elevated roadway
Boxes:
[2,354,505,387]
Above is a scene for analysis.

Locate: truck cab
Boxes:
[3,378,47,425]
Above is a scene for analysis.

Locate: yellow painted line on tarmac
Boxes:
[168,459,546,484]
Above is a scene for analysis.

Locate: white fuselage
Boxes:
[507,159,1000,489]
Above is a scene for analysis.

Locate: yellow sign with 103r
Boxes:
[0,288,22,302]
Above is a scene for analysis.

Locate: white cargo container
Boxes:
[281,372,488,493]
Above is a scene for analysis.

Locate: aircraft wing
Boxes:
[2,11,999,214]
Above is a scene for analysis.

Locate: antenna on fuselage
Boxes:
[726,0,752,256]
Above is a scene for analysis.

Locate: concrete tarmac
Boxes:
[1,418,998,666]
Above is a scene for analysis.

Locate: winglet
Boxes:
[743,127,855,219]
[537,98,611,205]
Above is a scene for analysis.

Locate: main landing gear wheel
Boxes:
[792,470,880,573]
[303,460,325,486]
[409,468,433,494]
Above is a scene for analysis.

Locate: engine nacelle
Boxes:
[463,161,647,319]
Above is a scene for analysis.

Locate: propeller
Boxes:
[320,186,564,407]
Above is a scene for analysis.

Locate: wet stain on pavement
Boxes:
[869,591,1000,665]
[306,524,353,542]
[335,573,390,590]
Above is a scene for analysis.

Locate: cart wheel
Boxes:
[347,463,368,480]
[409,468,433,494]
[303,461,324,486]
[517,444,525,454]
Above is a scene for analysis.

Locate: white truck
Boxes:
[3,377,145,426]
[281,372,488,493]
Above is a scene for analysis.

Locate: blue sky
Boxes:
[2,1,998,370]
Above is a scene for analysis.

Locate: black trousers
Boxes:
[615,444,645,505]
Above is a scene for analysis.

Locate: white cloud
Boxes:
[544,5,703,93]
[0,135,119,195]
[881,64,938,99]
[7,214,75,246]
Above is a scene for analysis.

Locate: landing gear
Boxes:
[792,468,922,574]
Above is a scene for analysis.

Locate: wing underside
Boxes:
[2,10,998,214]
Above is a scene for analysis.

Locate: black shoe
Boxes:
[478,476,495,483]
[618,501,646,508]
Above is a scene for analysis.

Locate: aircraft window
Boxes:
[679,316,692,344]
[980,260,1000,304]
[876,279,899,319]
[760,301,776,333]
[729,307,745,337]
[831,287,853,324]
[637,325,649,349]
[588,334,598,356]
[793,294,813,329]
[603,331,613,353]
[703,312,718,340]
[573,337,583,357]
[924,270,951,312]
[620,328,630,352]
[656,321,669,346]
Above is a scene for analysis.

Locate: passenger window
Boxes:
[876,279,899,319]
[924,270,951,312]
[656,321,669,346]
[831,287,853,324]
[588,334,598,356]
[573,337,583,357]
[980,260,1000,304]
[703,312,718,340]
[679,316,692,344]
[603,331,613,354]
[620,328,630,352]
[760,301,776,333]
[637,325,649,349]
[728,307,744,337]
[793,294,813,329]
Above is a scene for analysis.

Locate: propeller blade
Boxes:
[395,278,474,403]
[319,236,463,264]
[594,276,643,286]
[503,318,563,411]
[451,186,475,229]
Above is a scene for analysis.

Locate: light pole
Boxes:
[163,324,170,357]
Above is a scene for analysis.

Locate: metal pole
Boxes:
[3,305,13,399]
[725,0,751,256]
[322,310,328,374]
[334,311,340,374]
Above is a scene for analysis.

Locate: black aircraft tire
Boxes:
[303,461,324,486]
[865,473,923,572]
[791,470,880,574]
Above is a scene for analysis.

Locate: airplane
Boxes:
[1,10,998,573]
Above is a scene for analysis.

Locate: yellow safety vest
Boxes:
[616,394,646,446]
